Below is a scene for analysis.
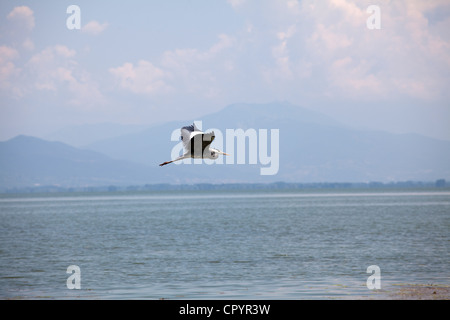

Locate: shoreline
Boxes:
[366,283,450,300]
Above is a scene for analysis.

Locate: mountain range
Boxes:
[1,102,449,189]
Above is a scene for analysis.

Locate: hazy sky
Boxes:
[1,0,449,141]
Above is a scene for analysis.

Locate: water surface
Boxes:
[0,189,448,299]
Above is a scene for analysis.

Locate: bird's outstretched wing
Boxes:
[189,131,215,158]
[159,123,219,166]
[181,123,203,152]
[201,131,215,150]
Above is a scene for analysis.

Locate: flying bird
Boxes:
[159,123,229,166]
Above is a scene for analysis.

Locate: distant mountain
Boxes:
[84,102,450,183]
[0,135,158,189]
[85,102,343,165]
[44,123,150,147]
[1,102,450,189]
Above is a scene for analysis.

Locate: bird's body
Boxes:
[159,123,228,166]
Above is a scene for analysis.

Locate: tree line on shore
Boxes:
[1,179,447,194]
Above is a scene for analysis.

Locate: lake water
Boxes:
[0,189,449,299]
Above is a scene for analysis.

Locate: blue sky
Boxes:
[1,0,450,141]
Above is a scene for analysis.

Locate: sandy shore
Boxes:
[371,284,450,300]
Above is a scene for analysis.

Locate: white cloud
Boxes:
[162,33,235,68]
[160,34,236,98]
[82,21,109,36]
[209,34,235,55]
[7,6,35,31]
[286,0,301,15]
[108,33,237,101]
[264,24,296,82]
[0,46,20,94]
[63,69,105,107]
[26,46,77,92]
[4,6,35,52]
[309,24,352,51]
[2,1,450,140]
[329,57,384,98]
[287,0,450,101]
[109,60,172,95]
[227,0,246,9]
[329,0,365,24]
[220,0,450,106]
[88,1,450,106]
[411,0,450,12]
[0,46,19,65]
[2,45,106,107]
[22,38,34,51]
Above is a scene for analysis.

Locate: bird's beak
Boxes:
[220,151,230,156]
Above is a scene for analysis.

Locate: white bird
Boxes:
[159,123,229,166]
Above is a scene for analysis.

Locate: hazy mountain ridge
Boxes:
[1,102,449,188]
[44,123,150,147]
[84,102,450,182]
[84,102,346,165]
[0,135,156,188]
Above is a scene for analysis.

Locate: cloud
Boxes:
[0,46,20,94]
[2,1,449,140]
[0,44,105,107]
[329,57,383,98]
[7,6,35,31]
[162,33,235,68]
[289,1,450,100]
[160,34,236,98]
[329,0,365,25]
[1,6,107,109]
[108,33,236,99]
[286,0,301,15]
[220,0,450,106]
[262,24,296,82]
[22,38,34,51]
[109,60,172,95]
[227,0,246,9]
[4,6,35,48]
[310,24,353,51]
[209,34,235,55]
[81,21,109,36]
[26,45,76,92]
[0,46,19,63]
[27,46,104,106]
